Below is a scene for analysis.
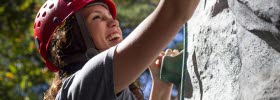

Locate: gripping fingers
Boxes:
[165,49,172,56]
[157,49,179,67]
[171,49,179,57]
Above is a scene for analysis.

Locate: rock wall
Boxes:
[185,0,280,99]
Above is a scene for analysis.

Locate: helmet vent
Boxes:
[42,11,46,17]
[49,4,54,9]
[37,21,41,27]
[43,4,47,8]
[34,23,36,29]
[37,13,40,18]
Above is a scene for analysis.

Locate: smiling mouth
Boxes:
[106,33,121,41]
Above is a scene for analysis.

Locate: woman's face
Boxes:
[82,5,122,52]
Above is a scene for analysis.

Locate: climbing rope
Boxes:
[180,23,188,100]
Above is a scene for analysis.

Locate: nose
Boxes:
[108,19,119,28]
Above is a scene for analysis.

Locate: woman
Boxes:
[33,0,199,100]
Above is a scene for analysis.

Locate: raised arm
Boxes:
[113,0,199,93]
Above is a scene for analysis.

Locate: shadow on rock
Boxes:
[228,0,280,52]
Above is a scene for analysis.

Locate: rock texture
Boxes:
[185,0,280,99]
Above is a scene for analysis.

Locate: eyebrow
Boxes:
[88,10,112,18]
[93,10,102,14]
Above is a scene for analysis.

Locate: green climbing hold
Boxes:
[160,50,185,86]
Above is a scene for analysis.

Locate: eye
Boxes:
[92,15,101,20]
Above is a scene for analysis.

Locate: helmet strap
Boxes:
[75,11,99,60]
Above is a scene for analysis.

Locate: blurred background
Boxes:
[0,0,185,99]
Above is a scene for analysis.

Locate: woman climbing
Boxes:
[33,0,199,99]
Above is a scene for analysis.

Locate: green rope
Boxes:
[180,23,188,100]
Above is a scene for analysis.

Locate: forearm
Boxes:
[149,79,173,100]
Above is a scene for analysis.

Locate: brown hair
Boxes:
[43,16,144,100]
[43,73,62,100]
[44,16,78,100]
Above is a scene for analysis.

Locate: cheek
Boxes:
[90,31,108,50]
[118,27,123,38]
[88,25,104,41]
[91,36,106,51]
[91,33,104,45]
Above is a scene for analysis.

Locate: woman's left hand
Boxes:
[148,49,180,100]
[149,49,180,83]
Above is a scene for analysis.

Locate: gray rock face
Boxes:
[185,0,280,99]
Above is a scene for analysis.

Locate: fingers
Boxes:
[171,49,179,57]
[159,51,165,56]
[165,49,179,57]
[155,49,179,68]
[165,49,172,56]
[157,51,165,61]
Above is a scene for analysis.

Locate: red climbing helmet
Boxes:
[34,0,116,72]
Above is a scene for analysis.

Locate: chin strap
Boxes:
[59,11,98,67]
[75,11,99,60]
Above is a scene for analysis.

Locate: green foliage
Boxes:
[114,0,158,29]
[0,0,53,100]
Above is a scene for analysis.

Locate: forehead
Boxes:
[81,5,111,17]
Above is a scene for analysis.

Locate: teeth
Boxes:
[107,33,120,41]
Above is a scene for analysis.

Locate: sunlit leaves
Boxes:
[115,0,157,29]
[0,0,51,100]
